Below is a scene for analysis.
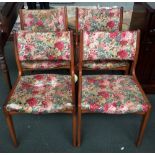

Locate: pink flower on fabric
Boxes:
[109,12,114,17]
[27,98,37,107]
[36,20,44,26]
[98,91,110,99]
[120,40,128,46]
[107,21,115,28]
[109,32,118,39]
[42,101,48,108]
[142,104,149,112]
[28,14,33,18]
[117,50,128,59]
[34,74,44,80]
[103,104,109,112]
[54,41,64,51]
[48,55,55,60]
[90,103,100,111]
[56,32,63,37]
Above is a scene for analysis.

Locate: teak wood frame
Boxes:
[77,30,152,147]
[75,7,130,74]
[3,31,77,147]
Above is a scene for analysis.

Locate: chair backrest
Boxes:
[80,30,140,69]
[19,8,67,31]
[14,31,73,71]
[76,7,123,32]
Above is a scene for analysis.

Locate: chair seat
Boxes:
[21,61,69,69]
[83,60,129,70]
[81,75,149,114]
[6,74,73,114]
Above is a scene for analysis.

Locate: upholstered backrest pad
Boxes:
[83,31,137,60]
[17,31,71,61]
[21,8,66,31]
[78,8,121,32]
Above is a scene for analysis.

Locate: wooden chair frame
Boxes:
[75,7,131,74]
[3,31,76,147]
[19,7,68,31]
[77,30,151,147]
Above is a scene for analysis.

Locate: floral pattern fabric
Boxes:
[21,8,66,31]
[6,74,73,114]
[78,8,121,32]
[81,75,149,114]
[21,61,69,69]
[83,31,137,61]
[17,31,71,61]
[83,60,129,70]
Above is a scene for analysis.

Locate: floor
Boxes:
[0,38,155,152]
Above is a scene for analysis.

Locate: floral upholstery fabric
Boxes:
[78,8,121,32]
[83,60,129,70]
[81,75,149,114]
[83,31,137,61]
[21,8,66,31]
[6,74,73,113]
[17,31,71,61]
[21,61,69,69]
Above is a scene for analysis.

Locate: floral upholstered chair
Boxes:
[3,31,76,146]
[19,7,69,70]
[76,7,130,74]
[77,30,151,146]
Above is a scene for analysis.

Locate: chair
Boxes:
[3,31,76,146]
[77,30,151,146]
[19,7,69,71]
[76,7,130,74]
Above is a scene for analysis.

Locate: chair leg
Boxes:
[4,109,18,147]
[72,110,76,146]
[77,107,81,147]
[136,108,151,146]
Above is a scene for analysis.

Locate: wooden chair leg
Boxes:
[136,108,151,146]
[77,107,81,147]
[3,109,18,147]
[72,110,77,146]
[124,66,129,75]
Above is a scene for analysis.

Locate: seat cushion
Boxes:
[21,61,69,69]
[83,60,129,70]
[6,74,73,114]
[82,75,149,114]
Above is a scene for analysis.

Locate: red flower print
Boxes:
[117,50,128,59]
[121,32,126,38]
[34,74,44,80]
[120,40,128,46]
[98,91,109,99]
[27,98,37,107]
[36,20,43,26]
[109,12,114,17]
[54,41,64,51]
[103,104,109,112]
[48,55,55,60]
[142,104,149,112]
[22,83,31,89]
[110,32,118,39]
[28,14,33,18]
[90,103,100,111]
[87,77,96,83]
[42,101,48,108]
[56,32,62,37]
[107,21,115,28]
